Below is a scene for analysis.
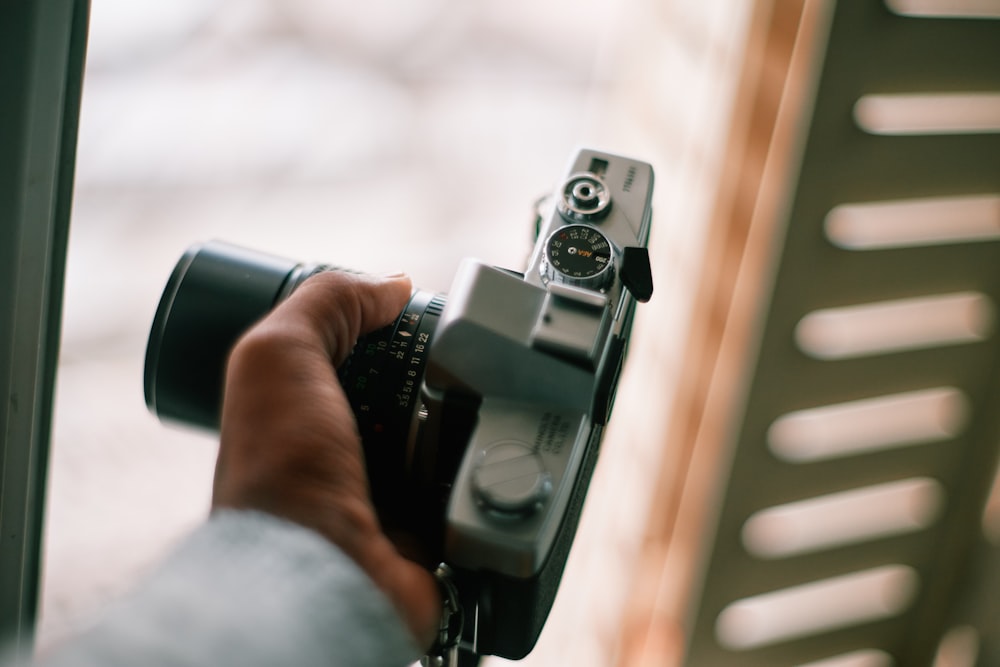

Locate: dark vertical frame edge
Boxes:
[0,0,90,657]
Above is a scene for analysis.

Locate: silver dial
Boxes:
[557,173,612,222]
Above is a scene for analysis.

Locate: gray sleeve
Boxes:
[37,510,422,667]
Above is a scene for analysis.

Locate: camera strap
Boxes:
[421,563,465,667]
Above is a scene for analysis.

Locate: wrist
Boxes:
[348,532,442,651]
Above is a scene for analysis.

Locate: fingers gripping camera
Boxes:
[143,148,653,660]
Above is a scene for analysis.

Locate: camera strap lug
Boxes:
[421,563,465,667]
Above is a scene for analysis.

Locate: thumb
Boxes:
[272,271,413,365]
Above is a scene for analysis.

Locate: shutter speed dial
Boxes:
[540,224,614,291]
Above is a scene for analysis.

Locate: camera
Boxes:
[143,148,653,660]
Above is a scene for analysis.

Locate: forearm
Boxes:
[35,510,420,667]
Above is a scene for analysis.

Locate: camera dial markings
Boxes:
[541,224,614,290]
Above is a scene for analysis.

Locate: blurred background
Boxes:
[40,1,749,664]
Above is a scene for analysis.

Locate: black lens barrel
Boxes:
[144,241,302,430]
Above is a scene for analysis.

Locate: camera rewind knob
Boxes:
[557,173,612,222]
[471,441,551,515]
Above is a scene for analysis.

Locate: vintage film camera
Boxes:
[143,148,654,660]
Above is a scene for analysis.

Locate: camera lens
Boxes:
[144,241,452,535]
[144,242,304,429]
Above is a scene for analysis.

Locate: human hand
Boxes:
[211,270,440,649]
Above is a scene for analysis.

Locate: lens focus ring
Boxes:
[337,290,446,508]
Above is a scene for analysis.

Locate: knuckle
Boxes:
[229,323,301,370]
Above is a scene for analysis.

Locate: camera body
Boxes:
[144,148,653,659]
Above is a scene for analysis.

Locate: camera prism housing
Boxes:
[143,148,653,660]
